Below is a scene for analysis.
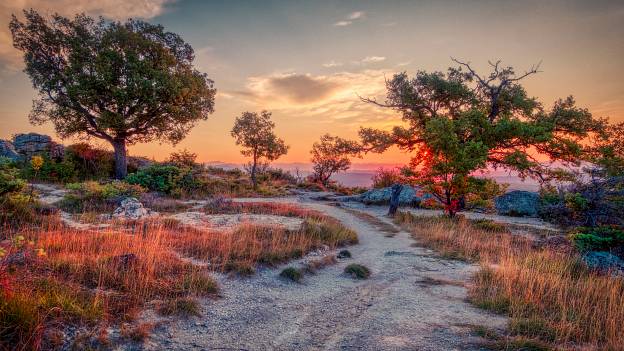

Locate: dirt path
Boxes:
[143,198,506,351]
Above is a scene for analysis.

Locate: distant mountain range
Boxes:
[204,161,539,191]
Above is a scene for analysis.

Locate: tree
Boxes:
[360,59,605,216]
[231,111,288,188]
[10,10,216,179]
[310,134,360,186]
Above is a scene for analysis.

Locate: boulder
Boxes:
[582,251,624,275]
[0,140,21,160]
[12,133,53,158]
[495,190,540,217]
[356,185,434,205]
[112,197,158,220]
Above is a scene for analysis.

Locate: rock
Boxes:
[582,251,624,275]
[353,185,435,206]
[495,190,540,217]
[0,140,21,160]
[112,197,157,220]
[13,133,53,157]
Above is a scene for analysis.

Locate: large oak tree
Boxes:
[10,10,216,178]
[360,59,605,216]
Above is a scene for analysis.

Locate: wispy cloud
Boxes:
[0,0,177,71]
[347,11,366,20]
[360,56,386,64]
[333,10,366,27]
[322,60,343,68]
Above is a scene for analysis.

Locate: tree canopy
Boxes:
[10,10,216,178]
[360,59,606,215]
[231,111,288,188]
[310,134,361,186]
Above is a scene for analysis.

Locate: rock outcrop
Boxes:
[112,197,158,220]
[0,140,20,160]
[339,185,436,206]
[494,190,540,217]
[582,251,624,275]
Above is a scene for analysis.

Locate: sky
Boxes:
[0,0,623,167]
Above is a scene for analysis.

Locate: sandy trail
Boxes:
[144,197,506,351]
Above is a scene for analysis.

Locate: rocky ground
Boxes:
[133,197,507,351]
[33,185,557,350]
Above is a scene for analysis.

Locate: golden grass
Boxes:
[395,212,624,350]
[1,201,357,350]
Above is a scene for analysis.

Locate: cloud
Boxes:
[237,70,399,127]
[347,11,366,20]
[334,10,366,27]
[0,0,176,71]
[333,20,352,27]
[322,60,343,68]
[360,56,386,64]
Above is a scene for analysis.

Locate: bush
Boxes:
[570,226,624,252]
[337,250,352,259]
[64,143,114,180]
[0,158,26,197]
[344,264,371,279]
[279,267,303,282]
[371,167,405,189]
[60,181,145,213]
[126,165,184,194]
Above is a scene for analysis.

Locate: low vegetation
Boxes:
[279,267,303,283]
[344,264,371,279]
[395,212,624,350]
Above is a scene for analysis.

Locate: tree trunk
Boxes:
[388,183,403,216]
[112,138,128,179]
[251,152,258,189]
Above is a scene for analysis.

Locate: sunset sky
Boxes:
[0,0,622,167]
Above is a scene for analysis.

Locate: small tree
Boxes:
[168,149,198,169]
[10,11,216,179]
[360,59,605,216]
[310,134,360,186]
[231,111,288,188]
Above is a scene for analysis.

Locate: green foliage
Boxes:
[231,111,289,187]
[360,60,605,216]
[0,157,26,197]
[11,10,216,178]
[126,165,188,194]
[310,134,360,185]
[570,226,624,252]
[344,264,371,279]
[60,181,145,213]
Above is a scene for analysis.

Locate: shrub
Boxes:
[60,181,145,213]
[337,250,352,259]
[64,143,115,180]
[569,226,624,252]
[126,165,184,194]
[167,149,198,169]
[371,167,404,188]
[0,157,26,197]
[279,267,303,282]
[344,264,370,279]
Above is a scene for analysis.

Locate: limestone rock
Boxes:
[582,251,624,275]
[494,190,540,217]
[0,140,21,160]
[12,133,53,158]
[112,197,157,220]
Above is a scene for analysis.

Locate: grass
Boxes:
[157,297,201,317]
[342,207,400,237]
[303,255,337,274]
[0,220,219,350]
[1,198,356,349]
[395,211,624,350]
[344,264,371,279]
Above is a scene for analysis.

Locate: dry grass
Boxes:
[342,207,400,237]
[395,211,624,350]
[0,220,218,350]
[1,201,356,350]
